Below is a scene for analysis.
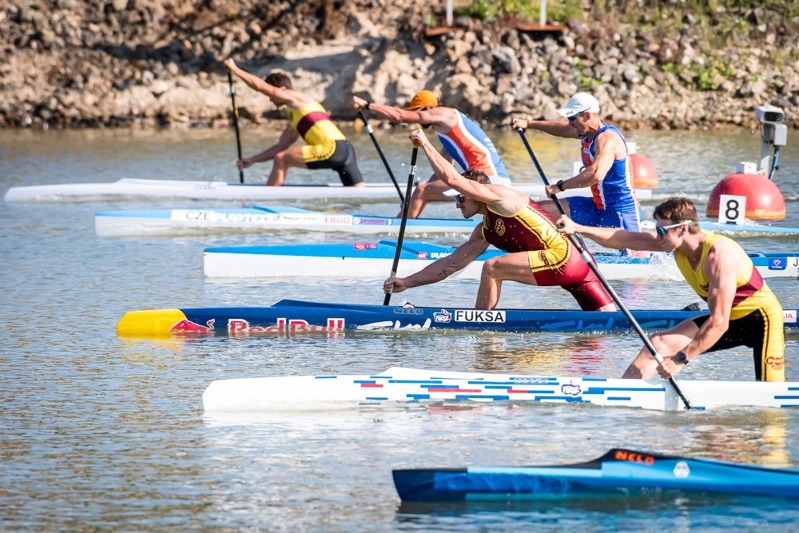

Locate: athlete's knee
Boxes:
[413,182,430,197]
[480,257,503,278]
[273,151,290,167]
[643,332,668,354]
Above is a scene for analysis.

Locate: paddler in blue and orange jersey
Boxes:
[512,93,641,237]
[353,91,511,219]
[224,58,364,187]
[557,197,786,382]
[383,128,616,313]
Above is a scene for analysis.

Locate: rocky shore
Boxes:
[2,0,797,130]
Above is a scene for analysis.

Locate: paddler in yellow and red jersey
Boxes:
[557,196,785,382]
[224,58,364,187]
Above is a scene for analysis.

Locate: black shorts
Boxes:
[692,308,785,381]
[306,140,363,186]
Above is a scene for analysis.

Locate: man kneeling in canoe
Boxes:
[383,129,616,312]
[557,197,785,382]
[225,58,364,187]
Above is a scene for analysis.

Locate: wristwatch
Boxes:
[365,102,371,110]
[676,351,689,365]
[556,180,565,192]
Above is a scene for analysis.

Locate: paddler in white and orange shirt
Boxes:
[557,196,785,382]
[354,90,511,219]
[225,58,364,187]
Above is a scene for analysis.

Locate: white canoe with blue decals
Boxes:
[95,204,799,238]
[201,366,799,413]
[202,240,799,281]
[6,178,613,203]
[95,205,476,237]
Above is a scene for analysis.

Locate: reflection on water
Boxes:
[395,491,799,532]
[1,127,799,530]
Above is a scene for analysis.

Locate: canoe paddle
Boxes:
[516,128,693,410]
[383,139,420,305]
[227,71,245,184]
[354,98,404,205]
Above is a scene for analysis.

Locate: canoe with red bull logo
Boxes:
[116,299,799,338]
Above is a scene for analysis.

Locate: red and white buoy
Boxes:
[706,162,786,221]
[627,142,658,189]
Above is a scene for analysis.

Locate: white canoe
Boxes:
[96,204,799,238]
[202,240,799,281]
[5,178,653,203]
[202,366,799,413]
[95,205,476,237]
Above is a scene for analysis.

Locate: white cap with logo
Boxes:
[558,93,600,118]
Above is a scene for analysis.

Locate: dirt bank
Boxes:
[1,0,796,130]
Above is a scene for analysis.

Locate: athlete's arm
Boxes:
[557,215,661,251]
[410,129,517,208]
[679,240,737,359]
[565,131,622,189]
[244,126,300,164]
[384,225,489,295]
[359,101,454,129]
[511,117,579,138]
[225,58,308,108]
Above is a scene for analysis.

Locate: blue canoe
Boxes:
[116,299,799,337]
[392,448,799,501]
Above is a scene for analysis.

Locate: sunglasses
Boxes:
[568,110,587,122]
[655,220,693,236]
[455,194,465,204]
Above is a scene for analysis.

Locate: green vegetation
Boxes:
[453,0,796,91]
[457,0,582,23]
[457,0,799,28]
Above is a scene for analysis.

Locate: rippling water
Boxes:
[1,126,799,531]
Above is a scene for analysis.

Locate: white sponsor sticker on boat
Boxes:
[454,310,506,323]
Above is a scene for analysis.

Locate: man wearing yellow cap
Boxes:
[353,91,510,218]
[225,58,364,187]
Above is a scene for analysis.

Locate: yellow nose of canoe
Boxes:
[116,309,188,337]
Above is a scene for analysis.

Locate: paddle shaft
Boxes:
[569,239,693,409]
[227,71,245,184]
[383,144,419,305]
[357,107,404,204]
[516,129,693,409]
[516,128,592,250]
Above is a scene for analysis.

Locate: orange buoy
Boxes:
[630,153,658,189]
[706,173,786,221]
